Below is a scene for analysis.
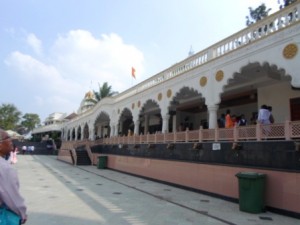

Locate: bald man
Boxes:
[0,128,27,224]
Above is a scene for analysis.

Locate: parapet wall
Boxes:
[58,141,300,218]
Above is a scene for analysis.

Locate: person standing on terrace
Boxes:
[225,110,234,128]
[257,105,271,125]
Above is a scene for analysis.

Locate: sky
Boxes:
[0,0,281,122]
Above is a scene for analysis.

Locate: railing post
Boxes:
[256,123,261,141]
[284,120,291,140]
[199,126,203,142]
[233,125,238,142]
[174,131,176,143]
[215,127,219,142]
[147,132,149,144]
[185,128,189,142]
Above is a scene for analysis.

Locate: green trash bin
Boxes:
[97,156,108,169]
[236,172,266,213]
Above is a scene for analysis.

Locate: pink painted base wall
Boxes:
[92,154,300,215]
[57,149,73,164]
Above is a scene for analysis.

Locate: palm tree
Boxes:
[85,82,118,105]
[94,82,118,101]
[246,3,271,26]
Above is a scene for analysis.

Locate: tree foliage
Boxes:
[246,3,271,26]
[278,0,297,9]
[21,113,41,131]
[94,82,118,101]
[0,103,22,130]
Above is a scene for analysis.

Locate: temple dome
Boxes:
[85,90,95,99]
[78,90,96,114]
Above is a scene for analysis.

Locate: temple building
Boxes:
[32,3,300,218]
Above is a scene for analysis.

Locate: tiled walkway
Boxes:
[15,155,299,225]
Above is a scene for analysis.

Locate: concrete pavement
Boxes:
[14,155,299,225]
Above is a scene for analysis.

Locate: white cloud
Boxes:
[5,51,83,116]
[5,30,145,119]
[26,33,42,55]
[50,30,144,90]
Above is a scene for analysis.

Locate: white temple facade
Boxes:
[33,3,300,142]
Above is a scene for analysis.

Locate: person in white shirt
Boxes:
[0,129,27,224]
[21,145,27,155]
[257,105,271,125]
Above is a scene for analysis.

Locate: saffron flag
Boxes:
[131,67,136,79]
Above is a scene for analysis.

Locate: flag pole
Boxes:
[131,67,136,86]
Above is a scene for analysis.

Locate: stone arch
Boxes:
[94,111,110,138]
[223,62,291,93]
[118,108,133,136]
[220,61,293,124]
[139,99,162,134]
[169,86,206,130]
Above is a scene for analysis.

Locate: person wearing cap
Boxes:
[0,128,27,224]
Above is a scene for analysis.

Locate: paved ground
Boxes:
[14,155,299,225]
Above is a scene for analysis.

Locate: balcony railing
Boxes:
[61,121,300,149]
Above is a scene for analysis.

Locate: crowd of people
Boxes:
[21,145,35,155]
[218,105,274,128]
[217,110,248,128]
[3,144,35,166]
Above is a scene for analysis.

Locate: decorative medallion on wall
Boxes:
[132,103,135,110]
[283,43,298,59]
[157,93,162,101]
[215,70,224,82]
[199,76,207,87]
[167,89,172,98]
[137,101,141,108]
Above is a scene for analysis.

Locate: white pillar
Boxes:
[75,128,78,141]
[81,127,84,140]
[207,105,219,129]
[134,119,140,135]
[91,126,95,140]
[162,114,170,133]
[112,124,116,136]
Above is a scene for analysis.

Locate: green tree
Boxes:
[246,3,271,26]
[21,113,41,131]
[278,0,297,9]
[0,103,22,130]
